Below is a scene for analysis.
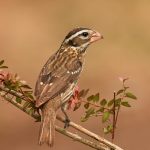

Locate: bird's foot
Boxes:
[61,105,70,128]
[64,117,70,128]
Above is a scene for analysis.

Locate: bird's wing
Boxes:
[35,54,82,107]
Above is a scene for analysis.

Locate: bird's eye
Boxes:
[82,32,89,37]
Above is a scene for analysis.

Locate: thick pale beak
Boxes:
[90,31,103,43]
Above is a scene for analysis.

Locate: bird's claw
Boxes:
[64,118,70,128]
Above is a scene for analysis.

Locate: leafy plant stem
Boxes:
[0,85,123,150]
[113,80,126,140]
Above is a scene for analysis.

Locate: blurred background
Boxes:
[0,0,150,150]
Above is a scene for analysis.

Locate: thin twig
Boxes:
[112,92,116,141]
[114,103,120,131]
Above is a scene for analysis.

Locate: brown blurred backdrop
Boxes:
[0,0,150,150]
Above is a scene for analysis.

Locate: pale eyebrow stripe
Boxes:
[65,30,90,42]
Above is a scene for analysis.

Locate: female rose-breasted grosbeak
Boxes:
[34,27,103,147]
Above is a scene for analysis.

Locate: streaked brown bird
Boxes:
[34,27,103,147]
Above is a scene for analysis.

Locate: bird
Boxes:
[34,27,103,147]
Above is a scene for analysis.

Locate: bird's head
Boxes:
[62,27,103,53]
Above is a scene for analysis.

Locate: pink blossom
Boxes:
[67,85,80,110]
[0,70,11,85]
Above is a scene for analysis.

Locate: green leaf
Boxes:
[86,107,95,116]
[121,101,131,107]
[103,125,113,134]
[100,99,107,106]
[93,93,100,102]
[28,108,35,115]
[78,89,84,97]
[116,89,124,95]
[125,92,137,100]
[87,93,100,102]
[87,95,94,102]
[23,90,33,94]
[103,127,109,134]
[108,98,124,107]
[22,91,34,100]
[81,108,95,122]
[0,60,4,66]
[81,116,88,122]
[73,101,81,111]
[0,66,8,69]
[16,97,22,104]
[115,98,121,106]
[84,103,90,109]
[96,107,104,113]
[78,89,89,98]
[21,84,32,89]
[107,99,114,107]
[102,111,110,123]
[28,94,34,100]
[23,101,33,109]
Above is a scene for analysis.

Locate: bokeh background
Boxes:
[0,0,150,150]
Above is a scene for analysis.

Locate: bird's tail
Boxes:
[39,101,56,147]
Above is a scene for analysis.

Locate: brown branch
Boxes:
[0,85,123,150]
